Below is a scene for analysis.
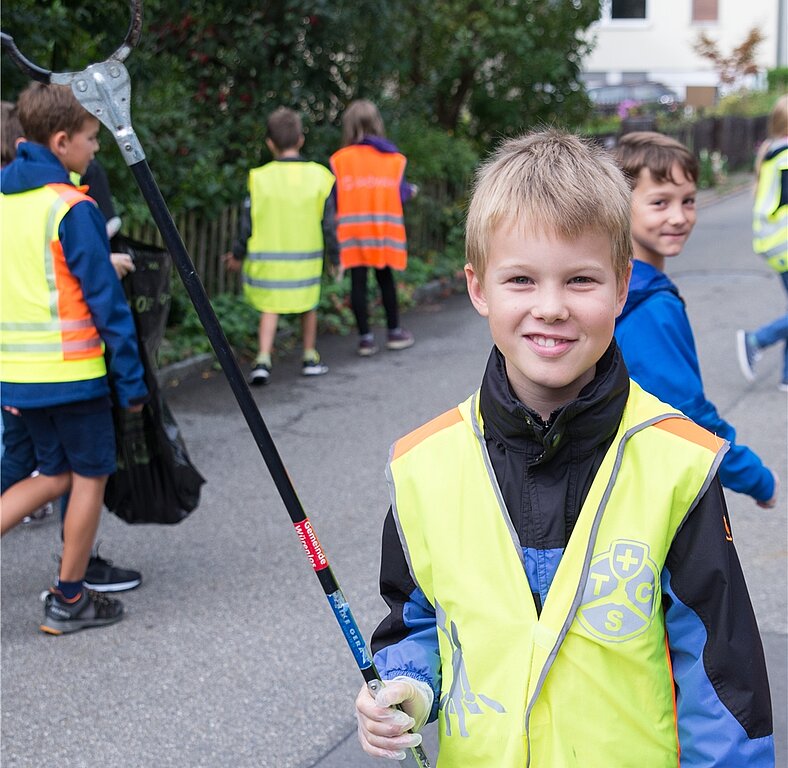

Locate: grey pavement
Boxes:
[2,187,785,767]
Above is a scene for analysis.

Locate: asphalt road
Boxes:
[2,188,786,767]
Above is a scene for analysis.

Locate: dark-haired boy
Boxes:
[0,82,148,633]
[223,106,337,384]
[614,131,779,508]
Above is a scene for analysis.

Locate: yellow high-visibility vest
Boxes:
[1,184,106,384]
[244,161,335,314]
[387,382,726,767]
[753,140,787,273]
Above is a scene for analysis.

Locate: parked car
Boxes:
[587,82,680,116]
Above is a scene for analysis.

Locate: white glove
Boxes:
[355,676,433,761]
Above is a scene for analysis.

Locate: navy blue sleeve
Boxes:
[59,200,148,408]
[616,293,775,502]
[371,508,442,721]
[663,478,774,765]
[231,196,251,260]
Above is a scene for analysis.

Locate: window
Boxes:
[600,0,648,23]
[611,0,646,19]
[692,0,718,22]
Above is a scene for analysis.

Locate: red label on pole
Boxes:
[294,518,328,571]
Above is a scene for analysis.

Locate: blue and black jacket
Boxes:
[372,344,774,765]
[0,142,147,409]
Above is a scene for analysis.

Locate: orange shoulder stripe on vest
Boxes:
[653,417,725,453]
[392,408,463,461]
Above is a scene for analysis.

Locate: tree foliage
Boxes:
[2,1,599,223]
[692,27,765,87]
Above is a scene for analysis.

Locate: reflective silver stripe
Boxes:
[338,214,404,225]
[341,237,407,250]
[45,196,69,316]
[0,318,94,332]
[760,240,788,259]
[242,275,321,290]
[1,337,101,353]
[247,250,323,262]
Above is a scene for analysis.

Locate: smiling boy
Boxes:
[614,131,779,508]
[354,130,774,766]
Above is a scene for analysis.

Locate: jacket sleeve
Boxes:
[321,186,339,266]
[663,477,774,766]
[231,196,252,260]
[371,508,442,721]
[59,200,148,408]
[619,293,775,502]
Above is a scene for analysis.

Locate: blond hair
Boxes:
[767,94,788,139]
[341,99,385,147]
[466,129,632,283]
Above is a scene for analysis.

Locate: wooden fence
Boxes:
[126,178,467,300]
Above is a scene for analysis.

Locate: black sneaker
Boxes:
[84,551,142,592]
[40,589,123,635]
[249,362,271,385]
[302,354,329,376]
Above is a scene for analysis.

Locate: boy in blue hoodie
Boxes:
[614,131,779,508]
[0,82,148,634]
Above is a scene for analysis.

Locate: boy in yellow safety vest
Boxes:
[223,107,337,385]
[0,82,148,634]
[355,130,774,766]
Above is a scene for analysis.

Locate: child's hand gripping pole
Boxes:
[1,4,431,766]
[357,677,434,763]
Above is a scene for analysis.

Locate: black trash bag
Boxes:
[104,237,205,524]
[112,235,172,363]
[104,369,205,524]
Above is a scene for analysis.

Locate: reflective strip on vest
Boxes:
[0,184,107,384]
[243,161,335,314]
[387,382,726,768]
[330,145,408,271]
[753,142,788,273]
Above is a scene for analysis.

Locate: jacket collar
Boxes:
[479,342,630,463]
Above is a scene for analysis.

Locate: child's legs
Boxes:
[258,312,279,358]
[301,309,318,352]
[754,313,788,350]
[350,267,370,335]
[374,267,400,330]
[0,472,70,534]
[1,408,38,493]
[59,473,107,581]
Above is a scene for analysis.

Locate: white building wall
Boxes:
[583,0,780,94]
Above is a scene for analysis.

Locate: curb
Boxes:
[157,352,215,389]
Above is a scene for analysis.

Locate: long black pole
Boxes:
[1,11,430,767]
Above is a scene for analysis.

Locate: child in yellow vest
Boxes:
[355,130,774,766]
[223,107,337,384]
[0,82,148,634]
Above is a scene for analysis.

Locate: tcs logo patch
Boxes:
[577,539,659,643]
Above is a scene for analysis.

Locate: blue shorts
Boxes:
[20,397,116,478]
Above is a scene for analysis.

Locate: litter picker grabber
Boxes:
[1,5,431,766]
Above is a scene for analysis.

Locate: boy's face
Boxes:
[51,117,100,176]
[466,224,629,419]
[630,164,697,271]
